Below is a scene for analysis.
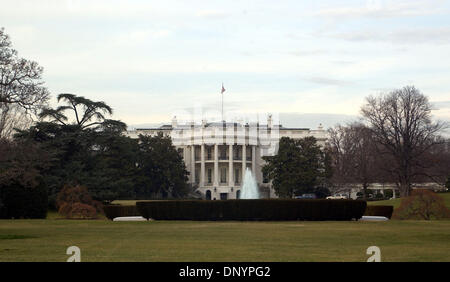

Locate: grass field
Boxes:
[1,219,449,262]
[367,192,450,209]
[1,193,449,262]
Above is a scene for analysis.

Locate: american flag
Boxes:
[221,83,226,94]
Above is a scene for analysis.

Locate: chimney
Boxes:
[318,123,323,130]
[267,114,273,128]
[171,116,177,128]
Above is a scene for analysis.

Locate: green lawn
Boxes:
[2,193,449,262]
[367,192,450,209]
[0,219,449,262]
[112,200,139,206]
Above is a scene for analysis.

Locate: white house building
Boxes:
[125,115,328,200]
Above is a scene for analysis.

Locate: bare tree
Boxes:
[0,27,49,112]
[327,123,380,198]
[361,86,448,197]
[327,124,352,194]
[0,103,32,139]
[414,137,450,186]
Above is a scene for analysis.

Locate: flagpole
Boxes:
[221,82,224,122]
[222,90,224,122]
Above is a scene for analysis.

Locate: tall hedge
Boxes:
[136,199,367,221]
[364,205,394,219]
[0,181,48,219]
[103,205,140,220]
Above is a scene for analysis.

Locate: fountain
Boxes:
[240,168,260,199]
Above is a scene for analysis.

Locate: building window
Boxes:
[263,171,269,183]
[207,147,212,160]
[195,147,200,161]
[220,148,227,160]
[235,168,240,184]
[220,168,227,183]
[236,190,241,199]
[208,169,212,183]
[205,190,211,200]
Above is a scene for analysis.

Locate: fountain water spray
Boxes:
[240,168,260,199]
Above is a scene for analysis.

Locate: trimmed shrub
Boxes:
[364,205,394,219]
[59,202,97,219]
[384,190,393,199]
[103,205,140,220]
[136,199,367,221]
[56,185,103,219]
[0,181,47,219]
[393,189,450,220]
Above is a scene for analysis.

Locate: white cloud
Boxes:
[328,27,450,44]
[196,10,231,19]
[312,0,446,19]
[288,49,328,56]
[1,0,159,19]
[2,0,450,128]
[112,29,172,46]
[303,76,353,86]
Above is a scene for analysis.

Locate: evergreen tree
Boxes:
[136,133,189,198]
[262,136,329,198]
[14,94,134,205]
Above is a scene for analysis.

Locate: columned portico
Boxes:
[242,144,246,180]
[214,144,219,186]
[200,144,205,187]
[252,146,256,175]
[126,117,328,200]
[228,144,233,188]
[191,145,195,184]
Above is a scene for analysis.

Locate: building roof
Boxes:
[134,121,312,131]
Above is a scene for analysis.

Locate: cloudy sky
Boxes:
[2,0,450,129]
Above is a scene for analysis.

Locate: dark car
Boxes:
[295,193,317,199]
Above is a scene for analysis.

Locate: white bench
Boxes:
[113,216,147,221]
[360,216,389,221]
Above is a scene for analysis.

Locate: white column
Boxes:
[191,145,196,184]
[200,144,205,187]
[229,144,233,187]
[252,145,256,176]
[242,144,246,184]
[214,144,219,186]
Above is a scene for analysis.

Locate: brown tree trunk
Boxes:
[399,181,411,197]
[362,183,368,200]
